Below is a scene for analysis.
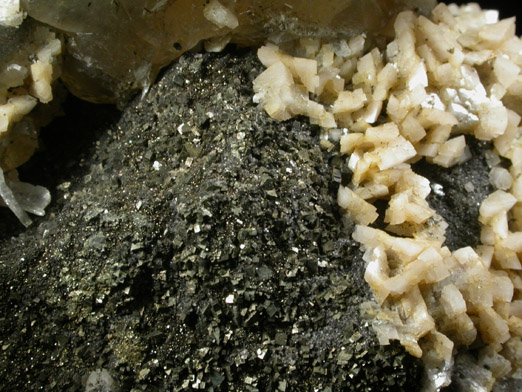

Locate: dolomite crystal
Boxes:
[253,3,522,390]
[0,21,61,225]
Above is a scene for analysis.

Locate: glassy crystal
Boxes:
[20,0,436,104]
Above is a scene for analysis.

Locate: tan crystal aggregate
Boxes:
[0,24,59,226]
[253,3,522,389]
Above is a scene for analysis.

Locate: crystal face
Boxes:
[19,0,436,104]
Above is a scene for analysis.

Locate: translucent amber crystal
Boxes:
[20,0,436,104]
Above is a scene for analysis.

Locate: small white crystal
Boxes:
[0,0,24,27]
[225,294,235,304]
[203,0,239,30]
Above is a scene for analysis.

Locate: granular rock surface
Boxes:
[0,47,495,391]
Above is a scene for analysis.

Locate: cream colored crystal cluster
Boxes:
[253,3,522,389]
[0,20,60,226]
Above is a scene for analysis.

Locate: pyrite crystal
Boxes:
[0,48,426,391]
[19,0,436,103]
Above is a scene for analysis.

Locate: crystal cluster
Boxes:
[0,0,435,224]
[17,0,436,104]
[253,3,522,390]
[0,19,59,225]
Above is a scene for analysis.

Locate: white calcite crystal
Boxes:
[203,0,239,30]
[0,0,24,27]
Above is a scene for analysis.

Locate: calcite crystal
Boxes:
[18,0,436,104]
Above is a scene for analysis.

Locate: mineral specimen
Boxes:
[18,0,436,104]
[0,49,424,391]
[2,0,522,391]
[0,0,436,224]
[253,2,522,390]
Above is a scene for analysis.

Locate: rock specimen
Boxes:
[0,49,424,391]
[2,1,522,391]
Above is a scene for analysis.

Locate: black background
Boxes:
[447,1,522,34]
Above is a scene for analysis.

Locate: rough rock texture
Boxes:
[414,136,494,252]
[0,49,425,391]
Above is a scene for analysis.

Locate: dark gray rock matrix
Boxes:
[5,47,498,391]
